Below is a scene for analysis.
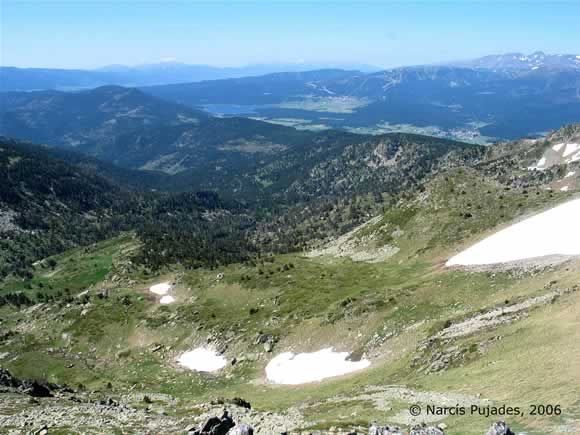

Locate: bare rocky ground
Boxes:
[3,353,543,435]
[307,216,400,263]
[447,255,577,274]
[0,389,302,434]
[0,388,495,435]
[433,287,574,341]
[0,367,502,435]
[0,386,530,435]
[0,209,20,234]
[0,392,183,433]
[412,286,577,374]
[309,385,491,426]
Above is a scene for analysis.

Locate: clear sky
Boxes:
[1,0,579,69]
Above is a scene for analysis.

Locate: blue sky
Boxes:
[2,0,580,69]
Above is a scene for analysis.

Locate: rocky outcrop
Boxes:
[228,423,254,435]
[187,410,251,435]
[211,397,252,410]
[0,368,20,388]
[412,288,576,373]
[409,424,445,435]
[369,423,404,434]
[255,333,277,352]
[0,368,61,397]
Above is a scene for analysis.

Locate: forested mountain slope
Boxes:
[0,86,316,175]
[0,138,256,277]
[0,86,483,201]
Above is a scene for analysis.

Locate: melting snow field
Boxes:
[149,282,171,295]
[149,282,175,304]
[528,143,580,170]
[447,198,580,266]
[160,295,175,304]
[265,348,370,385]
[562,143,580,158]
[177,348,227,372]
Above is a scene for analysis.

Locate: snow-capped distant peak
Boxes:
[452,52,580,72]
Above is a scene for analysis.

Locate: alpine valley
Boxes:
[0,54,579,435]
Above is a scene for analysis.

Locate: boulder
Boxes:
[34,425,49,435]
[230,397,251,409]
[21,380,53,398]
[486,421,515,435]
[202,417,222,432]
[211,422,233,435]
[255,334,271,345]
[0,368,20,388]
[198,411,236,435]
[228,423,254,435]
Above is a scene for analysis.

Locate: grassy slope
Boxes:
[0,236,131,297]
[1,171,579,433]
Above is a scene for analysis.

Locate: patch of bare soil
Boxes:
[307,216,399,263]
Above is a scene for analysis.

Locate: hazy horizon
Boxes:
[2,1,580,70]
[3,51,580,72]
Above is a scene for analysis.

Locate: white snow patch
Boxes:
[265,348,370,385]
[570,151,580,163]
[552,143,565,152]
[149,282,171,295]
[564,171,576,178]
[528,156,547,170]
[560,186,570,192]
[446,198,580,266]
[160,295,175,304]
[177,347,227,372]
[563,143,580,158]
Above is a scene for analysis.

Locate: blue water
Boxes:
[202,104,258,115]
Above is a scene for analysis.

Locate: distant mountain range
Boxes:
[0,85,480,202]
[451,51,580,72]
[0,62,380,92]
[2,52,578,93]
[143,63,580,141]
[2,52,579,142]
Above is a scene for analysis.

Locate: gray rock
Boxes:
[22,380,53,398]
[197,411,236,435]
[0,368,20,388]
[35,425,49,435]
[368,423,404,434]
[228,423,254,434]
[486,421,514,435]
[409,425,444,435]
